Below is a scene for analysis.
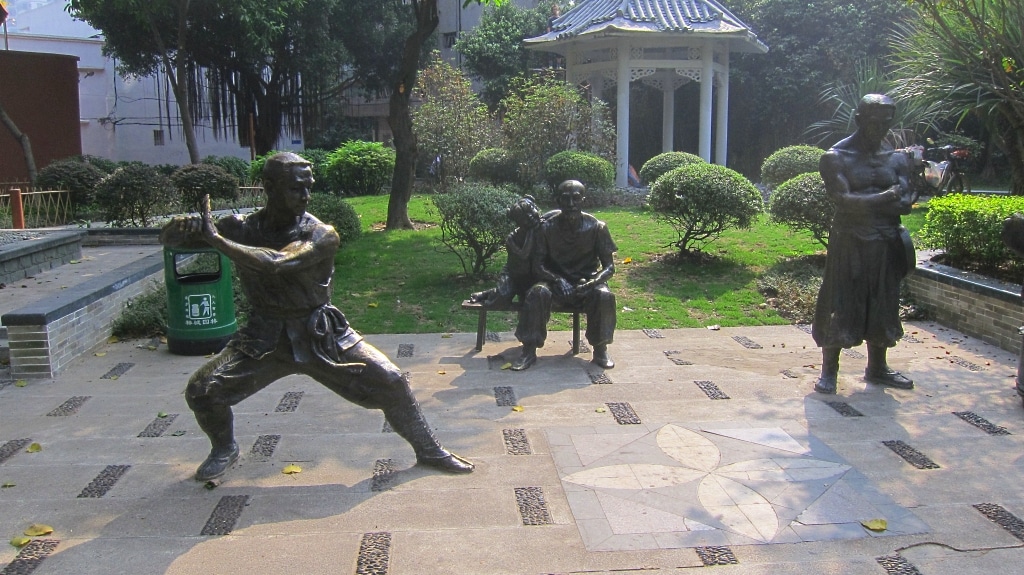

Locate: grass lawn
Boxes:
[332,195,933,335]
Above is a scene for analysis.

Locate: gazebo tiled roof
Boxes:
[525,0,767,53]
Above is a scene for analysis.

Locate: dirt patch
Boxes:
[370,221,436,232]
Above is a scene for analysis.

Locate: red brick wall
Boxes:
[0,50,81,182]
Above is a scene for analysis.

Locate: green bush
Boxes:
[648,163,764,255]
[94,163,176,227]
[35,157,105,212]
[918,194,1024,274]
[543,150,615,191]
[171,163,239,214]
[760,145,824,190]
[431,182,520,276]
[326,141,396,196]
[79,155,119,174]
[639,152,705,186]
[112,282,169,338]
[202,155,250,183]
[768,172,834,247]
[308,194,362,246]
[299,148,334,194]
[468,147,518,186]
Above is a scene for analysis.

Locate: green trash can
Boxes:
[163,246,237,355]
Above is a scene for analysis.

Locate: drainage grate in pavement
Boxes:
[795,324,813,334]
[695,546,738,566]
[503,429,532,455]
[882,440,940,469]
[274,391,304,413]
[948,355,985,371]
[974,503,1024,541]
[825,401,864,417]
[588,372,612,384]
[77,465,131,498]
[605,402,641,425]
[200,495,250,536]
[642,328,664,339]
[371,459,396,492]
[781,369,799,379]
[381,419,393,433]
[494,386,517,406]
[250,435,281,461]
[355,532,392,575]
[953,411,1010,436]
[138,413,178,437]
[842,349,865,359]
[486,331,501,342]
[573,340,591,353]
[514,487,553,525]
[695,380,730,400]
[46,396,90,416]
[732,335,762,349]
[876,554,923,574]
[664,350,694,365]
[397,343,414,357]
[0,538,59,575]
[0,439,31,464]
[902,334,922,343]
[101,362,134,380]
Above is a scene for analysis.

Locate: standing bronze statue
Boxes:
[160,152,473,480]
[812,94,917,394]
[512,180,617,371]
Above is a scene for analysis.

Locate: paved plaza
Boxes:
[3,249,1024,574]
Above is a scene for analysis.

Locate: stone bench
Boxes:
[461,299,582,354]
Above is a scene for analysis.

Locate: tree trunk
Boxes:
[149,1,201,164]
[386,0,438,230]
[0,100,37,183]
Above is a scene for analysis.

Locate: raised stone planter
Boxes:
[0,230,84,285]
[905,253,1024,353]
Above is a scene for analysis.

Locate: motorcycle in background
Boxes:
[898,141,971,196]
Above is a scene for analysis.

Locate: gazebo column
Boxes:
[615,45,630,188]
[698,41,714,162]
[715,49,730,165]
[662,87,675,153]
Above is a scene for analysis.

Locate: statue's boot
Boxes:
[193,406,240,481]
[385,402,474,474]
[511,345,537,371]
[592,344,614,369]
[814,348,840,394]
[865,345,914,389]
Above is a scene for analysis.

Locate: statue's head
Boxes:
[508,195,541,229]
[555,180,586,215]
[854,94,896,140]
[262,152,314,217]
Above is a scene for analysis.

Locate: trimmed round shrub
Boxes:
[543,150,615,191]
[760,145,824,190]
[768,172,834,247]
[79,155,119,174]
[171,163,239,213]
[326,141,396,196]
[648,163,764,255]
[639,152,705,186]
[298,148,334,194]
[202,155,250,183]
[308,194,362,246]
[35,157,105,212]
[95,163,176,227]
[431,182,520,276]
[468,147,517,186]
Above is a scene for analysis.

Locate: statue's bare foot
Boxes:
[417,451,474,473]
[195,443,239,481]
[814,375,837,394]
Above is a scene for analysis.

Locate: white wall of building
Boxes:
[7,1,302,167]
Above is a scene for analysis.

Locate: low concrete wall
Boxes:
[2,253,164,379]
[0,230,84,285]
[905,256,1024,353]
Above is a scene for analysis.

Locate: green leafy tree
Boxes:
[500,73,615,187]
[648,163,764,256]
[431,182,519,276]
[454,1,550,109]
[891,0,1024,195]
[412,54,499,190]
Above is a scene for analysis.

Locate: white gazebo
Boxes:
[524,0,767,187]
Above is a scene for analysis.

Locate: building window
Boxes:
[153,129,165,146]
[443,32,458,48]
